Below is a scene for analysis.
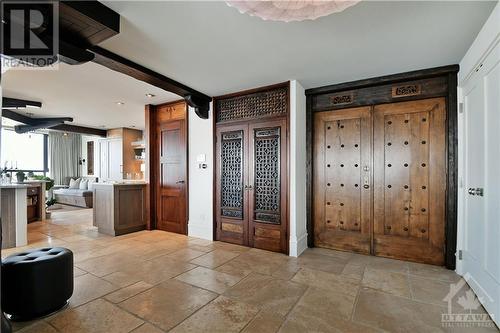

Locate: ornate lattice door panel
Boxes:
[313,107,372,254]
[216,125,248,245]
[248,120,288,253]
[373,98,446,265]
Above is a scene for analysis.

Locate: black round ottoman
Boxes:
[1,247,73,321]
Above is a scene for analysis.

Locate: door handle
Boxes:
[468,188,484,196]
[176,180,185,184]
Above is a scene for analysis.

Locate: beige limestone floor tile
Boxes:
[224,273,307,316]
[272,260,301,280]
[241,310,285,333]
[349,253,409,273]
[296,251,347,274]
[70,273,120,307]
[175,266,242,293]
[353,287,447,332]
[120,279,217,331]
[103,271,142,288]
[124,256,196,284]
[131,323,165,333]
[408,262,461,282]
[16,321,58,333]
[105,281,153,303]
[73,266,86,277]
[362,267,411,297]
[291,268,360,296]
[212,241,252,253]
[165,248,207,261]
[190,249,241,268]
[410,275,453,306]
[279,314,381,333]
[341,262,365,282]
[304,247,354,260]
[215,257,256,278]
[75,251,141,277]
[294,286,358,320]
[170,296,259,333]
[48,298,143,333]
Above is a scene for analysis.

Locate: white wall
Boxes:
[187,104,214,240]
[289,80,308,257]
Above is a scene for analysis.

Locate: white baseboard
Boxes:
[188,221,213,241]
[289,232,308,257]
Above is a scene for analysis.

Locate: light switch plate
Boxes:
[196,154,206,163]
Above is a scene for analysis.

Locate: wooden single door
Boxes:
[215,124,249,245]
[156,120,187,234]
[314,107,372,254]
[373,98,446,265]
[248,120,288,253]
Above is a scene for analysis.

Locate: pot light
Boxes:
[116,102,125,106]
[145,93,155,98]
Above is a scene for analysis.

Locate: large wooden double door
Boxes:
[216,119,288,253]
[314,98,446,265]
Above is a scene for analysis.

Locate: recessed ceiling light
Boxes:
[25,112,34,116]
[130,125,136,128]
[63,132,68,136]
[99,125,106,128]
[116,102,125,106]
[145,93,155,98]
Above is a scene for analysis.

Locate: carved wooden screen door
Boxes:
[314,98,446,265]
[216,120,287,253]
[214,83,289,254]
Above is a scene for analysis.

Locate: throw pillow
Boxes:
[69,178,81,189]
[79,179,88,190]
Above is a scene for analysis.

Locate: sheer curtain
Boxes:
[49,132,82,185]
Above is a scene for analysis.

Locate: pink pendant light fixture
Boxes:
[226,1,360,22]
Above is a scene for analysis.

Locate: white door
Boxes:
[461,42,500,326]
[99,140,109,181]
[108,138,123,181]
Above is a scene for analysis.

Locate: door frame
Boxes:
[144,100,189,233]
[305,65,459,269]
[212,82,291,254]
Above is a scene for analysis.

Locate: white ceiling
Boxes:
[1,1,496,130]
[100,1,496,96]
[1,62,180,130]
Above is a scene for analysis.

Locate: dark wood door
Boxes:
[373,98,446,265]
[215,119,288,253]
[215,124,249,245]
[156,119,187,234]
[313,107,372,254]
[248,120,288,253]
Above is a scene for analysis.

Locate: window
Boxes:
[1,128,47,171]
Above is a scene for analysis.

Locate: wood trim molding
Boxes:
[306,65,459,269]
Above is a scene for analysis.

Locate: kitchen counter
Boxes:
[1,186,28,248]
[93,183,147,236]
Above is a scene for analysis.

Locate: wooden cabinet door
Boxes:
[216,124,249,245]
[313,107,372,254]
[248,119,288,253]
[373,98,446,265]
[156,120,187,234]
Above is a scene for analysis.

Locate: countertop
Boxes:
[93,181,147,187]
[0,184,30,189]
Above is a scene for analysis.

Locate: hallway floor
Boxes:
[3,209,497,333]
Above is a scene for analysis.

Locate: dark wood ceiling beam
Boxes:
[2,97,42,109]
[50,124,106,137]
[89,46,211,119]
